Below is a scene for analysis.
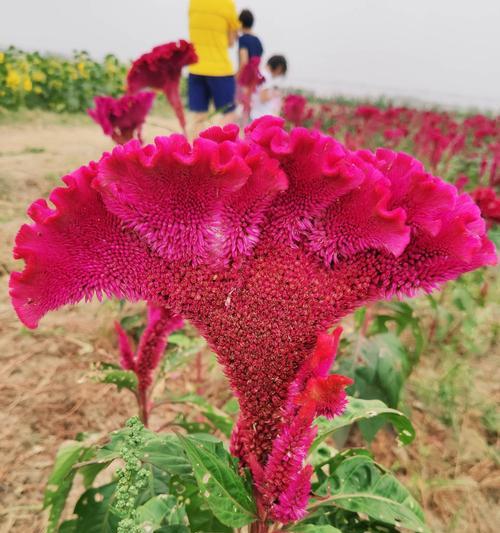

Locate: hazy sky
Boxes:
[2,0,500,110]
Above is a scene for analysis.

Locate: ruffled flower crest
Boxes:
[88,92,155,144]
[127,40,197,134]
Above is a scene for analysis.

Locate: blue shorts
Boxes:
[188,73,236,114]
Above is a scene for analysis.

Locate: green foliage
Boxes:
[309,453,428,532]
[94,362,138,393]
[0,47,127,112]
[177,434,256,528]
[312,396,415,452]
[44,442,96,533]
[339,333,411,410]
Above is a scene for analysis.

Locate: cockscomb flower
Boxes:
[282,94,311,126]
[10,117,496,523]
[114,303,183,425]
[470,186,500,229]
[88,92,155,144]
[127,40,198,134]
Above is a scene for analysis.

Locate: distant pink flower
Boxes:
[282,94,310,126]
[10,117,496,522]
[88,92,155,144]
[470,187,500,228]
[127,40,198,134]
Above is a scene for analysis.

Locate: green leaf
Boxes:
[170,477,231,532]
[339,333,411,409]
[310,455,428,532]
[311,397,415,452]
[136,494,187,529]
[141,435,193,477]
[58,520,77,533]
[95,363,138,392]
[176,434,256,528]
[44,442,91,533]
[289,526,342,532]
[71,483,119,533]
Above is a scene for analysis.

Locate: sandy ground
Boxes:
[0,111,498,533]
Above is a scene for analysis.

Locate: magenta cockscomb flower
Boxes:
[470,186,500,229]
[88,92,155,145]
[10,117,496,522]
[127,40,198,134]
[114,303,183,425]
[282,94,311,126]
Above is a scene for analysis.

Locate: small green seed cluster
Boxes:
[115,417,149,533]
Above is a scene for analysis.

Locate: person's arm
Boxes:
[260,87,281,103]
[228,29,237,47]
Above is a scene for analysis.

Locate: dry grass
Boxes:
[0,111,498,533]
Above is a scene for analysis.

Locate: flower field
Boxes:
[0,45,499,533]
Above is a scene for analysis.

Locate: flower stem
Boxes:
[138,386,149,427]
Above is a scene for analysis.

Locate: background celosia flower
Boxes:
[114,303,183,425]
[10,117,496,522]
[88,92,155,144]
[127,40,198,134]
[470,186,500,228]
[282,94,311,126]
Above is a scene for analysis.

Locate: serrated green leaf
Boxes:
[310,455,428,532]
[177,434,256,528]
[311,397,415,453]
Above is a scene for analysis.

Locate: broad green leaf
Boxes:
[44,442,91,533]
[177,434,256,527]
[310,455,428,532]
[58,520,77,532]
[95,362,138,392]
[156,527,190,533]
[171,477,232,532]
[136,494,186,529]
[311,396,415,452]
[289,525,342,532]
[141,435,193,477]
[338,333,411,410]
[71,483,119,533]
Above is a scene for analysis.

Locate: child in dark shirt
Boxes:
[238,9,263,71]
[237,9,264,123]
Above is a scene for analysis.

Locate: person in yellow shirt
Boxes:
[188,0,240,125]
